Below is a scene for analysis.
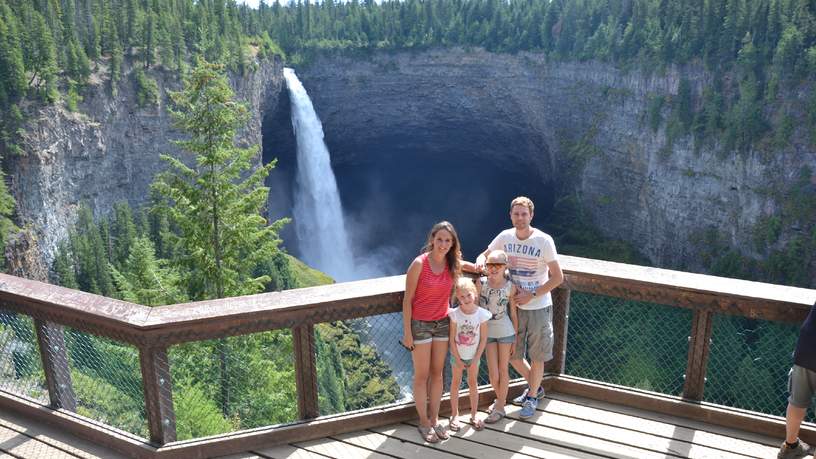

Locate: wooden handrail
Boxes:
[560,255,814,321]
[0,273,405,345]
[1,257,812,343]
[2,257,811,342]
[0,257,814,458]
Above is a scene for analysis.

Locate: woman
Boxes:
[402,221,461,443]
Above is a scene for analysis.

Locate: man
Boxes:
[476,196,563,419]
[778,301,816,459]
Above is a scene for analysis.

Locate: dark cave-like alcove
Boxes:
[262,88,557,276]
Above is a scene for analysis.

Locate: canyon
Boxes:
[10,49,815,278]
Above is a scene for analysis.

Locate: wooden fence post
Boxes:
[546,287,572,375]
[683,310,714,401]
[139,346,176,445]
[34,320,76,411]
[293,324,319,419]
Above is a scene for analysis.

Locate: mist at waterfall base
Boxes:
[269,141,554,279]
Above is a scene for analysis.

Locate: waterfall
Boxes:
[284,68,355,282]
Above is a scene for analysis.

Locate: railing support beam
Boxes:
[546,287,571,375]
[34,320,76,411]
[139,346,176,445]
[293,324,319,419]
[683,310,714,401]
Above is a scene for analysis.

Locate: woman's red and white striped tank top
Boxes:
[411,253,453,321]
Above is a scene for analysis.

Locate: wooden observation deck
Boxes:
[0,256,813,458]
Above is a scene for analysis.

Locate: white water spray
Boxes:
[284,68,354,281]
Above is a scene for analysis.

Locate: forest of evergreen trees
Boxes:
[257,0,816,155]
[2,0,815,152]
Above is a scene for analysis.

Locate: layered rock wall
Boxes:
[9,58,284,267]
[290,49,815,270]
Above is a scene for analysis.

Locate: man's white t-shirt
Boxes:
[487,228,558,310]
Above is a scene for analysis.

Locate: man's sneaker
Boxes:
[519,397,538,419]
[777,439,812,459]
[512,386,545,405]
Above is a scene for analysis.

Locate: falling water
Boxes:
[284,68,354,282]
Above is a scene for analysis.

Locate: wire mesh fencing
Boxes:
[703,314,812,421]
[565,292,692,396]
[0,310,47,403]
[315,310,511,418]
[61,328,147,437]
[316,313,410,415]
[168,329,298,440]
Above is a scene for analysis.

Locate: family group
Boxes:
[399,196,816,458]
[401,196,563,444]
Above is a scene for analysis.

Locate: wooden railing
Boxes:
[0,255,814,459]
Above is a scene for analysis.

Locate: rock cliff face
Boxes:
[8,58,284,268]
[268,48,815,271]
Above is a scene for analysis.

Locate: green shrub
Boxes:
[134,68,159,107]
[753,216,782,251]
[71,370,146,437]
[65,83,82,112]
[174,382,235,440]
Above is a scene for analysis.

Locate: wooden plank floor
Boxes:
[221,393,782,459]
[0,393,783,458]
[0,409,126,459]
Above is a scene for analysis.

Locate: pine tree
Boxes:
[151,58,290,301]
[66,37,91,84]
[26,10,59,101]
[71,205,113,296]
[0,165,17,269]
[111,201,137,268]
[110,236,183,306]
[61,0,77,44]
[41,0,65,64]
[109,41,123,96]
[773,24,804,77]
[54,242,79,289]
[0,13,27,103]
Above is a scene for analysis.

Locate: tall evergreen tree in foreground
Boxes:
[151,58,289,415]
[151,58,289,302]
